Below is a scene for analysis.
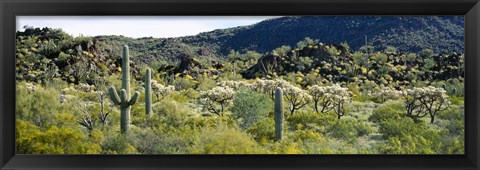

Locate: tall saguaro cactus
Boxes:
[145,68,152,115]
[109,45,140,133]
[274,87,284,141]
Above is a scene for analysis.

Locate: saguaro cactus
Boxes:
[145,68,152,115]
[109,45,140,133]
[274,87,284,141]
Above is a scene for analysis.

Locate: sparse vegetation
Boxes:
[15,16,464,154]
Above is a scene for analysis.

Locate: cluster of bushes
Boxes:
[15,71,464,155]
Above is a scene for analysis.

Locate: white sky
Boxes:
[16,16,280,38]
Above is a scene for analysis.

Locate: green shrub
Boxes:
[196,77,216,91]
[155,99,189,127]
[377,134,436,154]
[184,116,219,129]
[329,117,372,142]
[180,88,201,100]
[378,118,418,138]
[188,125,266,154]
[172,77,195,90]
[167,92,190,103]
[247,118,275,142]
[231,90,272,130]
[368,100,405,124]
[126,126,161,154]
[286,111,336,132]
[449,96,464,105]
[101,133,139,154]
[16,119,101,154]
[330,117,359,140]
[288,129,327,143]
[269,141,303,154]
[444,135,464,154]
[152,127,193,154]
[16,83,62,127]
[356,121,375,137]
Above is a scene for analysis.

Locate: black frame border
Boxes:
[1,0,479,169]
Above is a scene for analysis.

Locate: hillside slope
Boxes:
[181,16,464,55]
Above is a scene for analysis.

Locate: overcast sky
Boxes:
[16,16,279,38]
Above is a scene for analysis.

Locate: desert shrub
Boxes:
[101,133,139,154]
[130,101,145,117]
[377,134,436,154]
[184,116,219,129]
[444,135,464,154]
[126,126,161,154]
[231,90,272,130]
[53,113,78,128]
[246,118,275,142]
[180,88,201,100]
[151,126,194,154]
[296,138,357,154]
[269,141,303,154]
[298,140,334,154]
[368,100,405,124]
[435,105,464,153]
[378,118,419,138]
[286,111,336,133]
[437,104,464,136]
[168,92,190,103]
[16,83,62,127]
[155,99,190,127]
[196,76,216,91]
[356,121,375,137]
[329,117,373,142]
[449,96,464,105]
[288,129,327,144]
[352,94,375,102]
[444,78,464,97]
[188,125,266,154]
[16,119,101,154]
[172,77,195,90]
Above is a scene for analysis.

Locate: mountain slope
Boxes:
[181,16,464,55]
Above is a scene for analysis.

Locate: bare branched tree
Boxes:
[76,103,94,131]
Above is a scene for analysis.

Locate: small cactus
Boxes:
[274,87,284,141]
[145,68,152,115]
[109,45,140,133]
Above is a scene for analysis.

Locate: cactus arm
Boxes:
[129,91,140,105]
[120,89,127,105]
[108,86,121,105]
